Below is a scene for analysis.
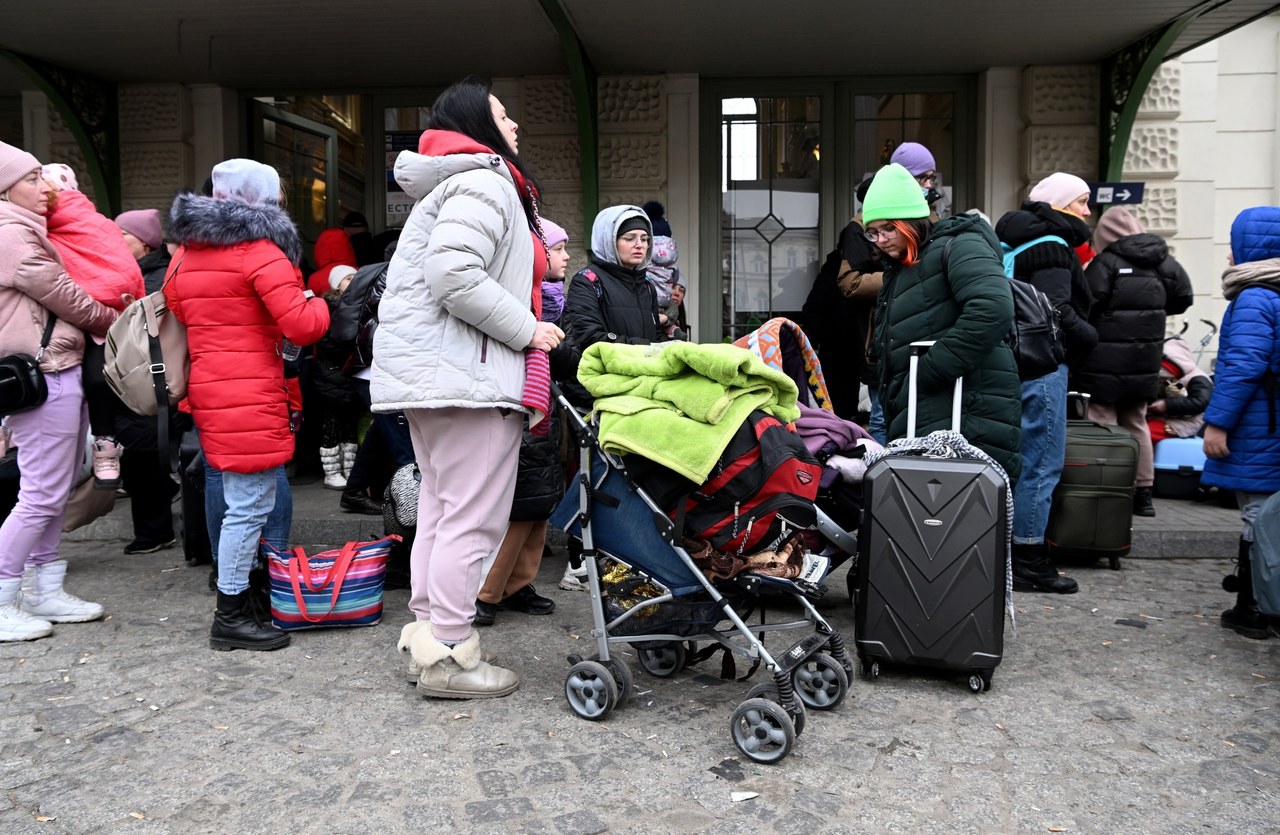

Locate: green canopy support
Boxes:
[0,49,120,216]
[536,0,599,243]
[1099,5,1212,182]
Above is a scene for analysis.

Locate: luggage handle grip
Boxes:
[907,341,961,438]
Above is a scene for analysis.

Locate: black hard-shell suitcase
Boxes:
[178,430,212,565]
[853,342,1007,693]
[1046,394,1139,570]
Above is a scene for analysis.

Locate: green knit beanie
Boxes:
[861,163,930,224]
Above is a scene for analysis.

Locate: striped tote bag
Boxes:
[264,536,397,630]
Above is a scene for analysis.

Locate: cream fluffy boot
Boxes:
[398,620,497,682]
[406,626,517,699]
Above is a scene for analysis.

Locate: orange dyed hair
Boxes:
[892,219,922,266]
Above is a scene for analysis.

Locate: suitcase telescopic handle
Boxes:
[907,341,962,438]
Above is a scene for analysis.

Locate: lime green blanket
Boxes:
[578,342,801,483]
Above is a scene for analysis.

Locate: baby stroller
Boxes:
[549,377,857,764]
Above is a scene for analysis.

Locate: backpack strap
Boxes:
[579,268,603,301]
[154,255,183,471]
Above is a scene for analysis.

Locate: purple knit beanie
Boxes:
[889,142,936,176]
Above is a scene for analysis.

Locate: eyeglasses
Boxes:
[618,232,650,246]
[864,226,899,243]
[915,171,937,185]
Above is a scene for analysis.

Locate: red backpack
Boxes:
[633,411,822,555]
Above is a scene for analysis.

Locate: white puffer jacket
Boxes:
[371,148,537,413]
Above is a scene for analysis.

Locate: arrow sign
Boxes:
[1089,182,1145,205]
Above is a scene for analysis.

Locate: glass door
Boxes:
[251,102,339,255]
[702,78,972,343]
[718,95,825,343]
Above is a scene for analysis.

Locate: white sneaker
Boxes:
[559,565,589,592]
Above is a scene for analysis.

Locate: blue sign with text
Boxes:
[1089,182,1145,205]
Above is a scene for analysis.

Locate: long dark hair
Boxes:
[429,76,541,226]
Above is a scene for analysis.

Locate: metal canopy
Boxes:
[0,0,1275,91]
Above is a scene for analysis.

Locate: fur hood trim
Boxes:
[167,193,303,266]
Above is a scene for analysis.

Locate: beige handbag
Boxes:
[62,475,115,533]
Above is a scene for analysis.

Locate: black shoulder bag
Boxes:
[0,312,57,416]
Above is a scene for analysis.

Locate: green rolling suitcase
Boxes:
[1046,397,1139,570]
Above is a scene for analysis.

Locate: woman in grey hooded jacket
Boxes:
[373,78,562,700]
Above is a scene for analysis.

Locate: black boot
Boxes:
[340,487,383,516]
[1011,542,1079,594]
[1221,537,1274,639]
[1132,487,1155,518]
[210,590,291,651]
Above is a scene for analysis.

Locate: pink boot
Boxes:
[92,438,123,490]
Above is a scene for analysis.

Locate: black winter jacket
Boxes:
[562,259,662,350]
[995,202,1097,364]
[510,407,565,521]
[328,261,388,375]
[1165,374,1214,418]
[799,220,880,419]
[560,259,661,407]
[1074,235,1194,403]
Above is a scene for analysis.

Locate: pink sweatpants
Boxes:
[404,406,521,642]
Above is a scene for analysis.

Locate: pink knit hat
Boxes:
[115,209,165,250]
[1092,206,1146,254]
[0,140,42,194]
[41,163,79,192]
[541,219,568,249]
[1029,172,1091,211]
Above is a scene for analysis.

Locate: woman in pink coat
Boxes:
[0,142,118,642]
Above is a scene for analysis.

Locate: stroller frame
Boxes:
[553,384,854,763]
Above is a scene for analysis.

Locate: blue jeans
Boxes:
[205,464,292,580]
[867,383,887,446]
[211,469,279,594]
[1013,364,1068,544]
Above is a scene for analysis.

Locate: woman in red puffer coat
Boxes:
[165,159,329,652]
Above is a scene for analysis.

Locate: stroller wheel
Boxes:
[591,653,633,705]
[744,682,806,737]
[730,698,795,764]
[633,641,687,678]
[792,653,850,711]
[565,661,618,721]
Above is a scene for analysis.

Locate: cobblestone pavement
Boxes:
[2,542,1278,834]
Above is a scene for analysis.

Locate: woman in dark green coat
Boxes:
[864,163,1022,482]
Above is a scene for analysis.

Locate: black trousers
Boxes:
[82,340,118,437]
[121,447,178,544]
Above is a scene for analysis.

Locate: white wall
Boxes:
[1169,12,1280,352]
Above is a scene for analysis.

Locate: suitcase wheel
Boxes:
[860,658,880,680]
[1109,555,1121,571]
[967,671,993,693]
